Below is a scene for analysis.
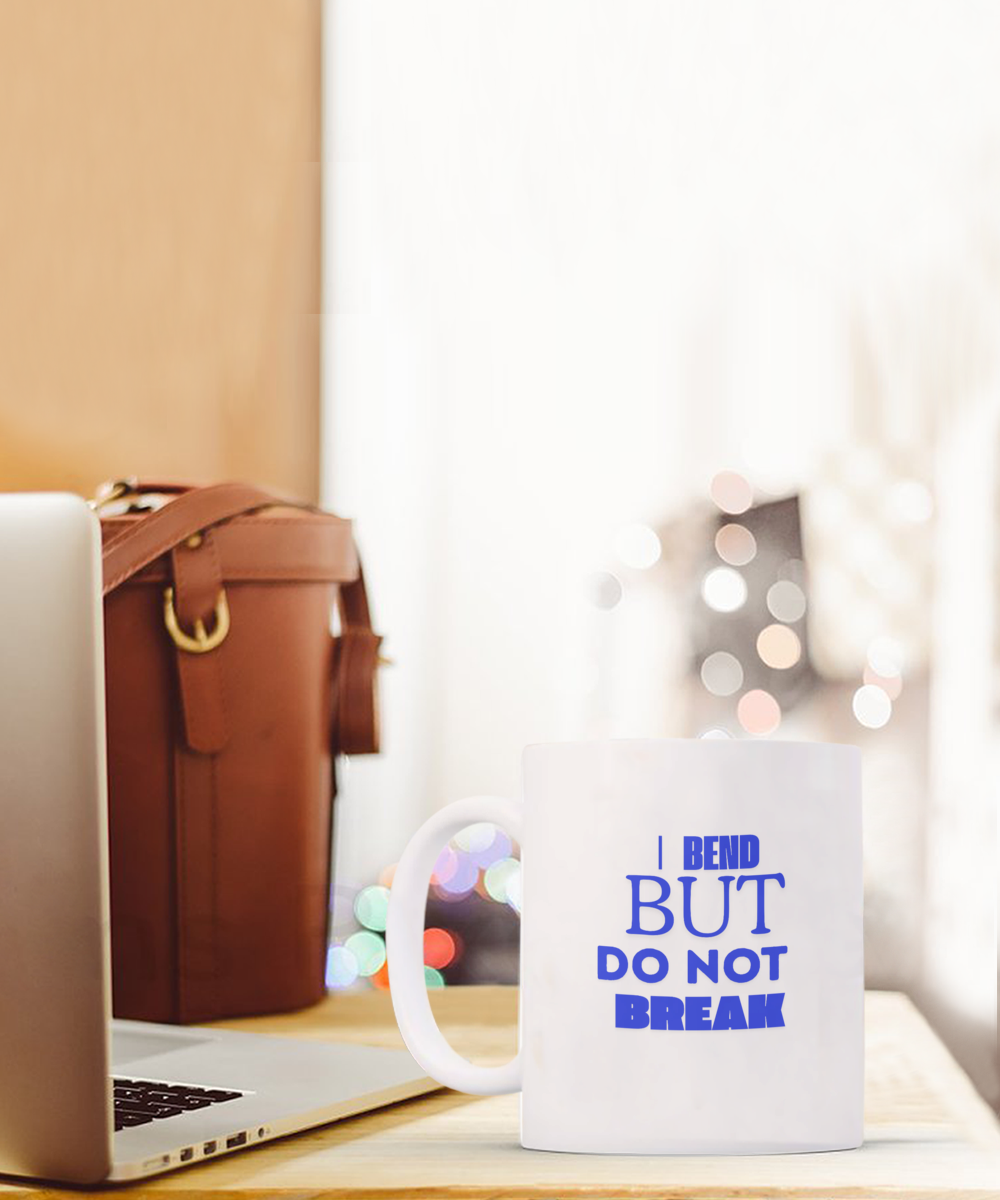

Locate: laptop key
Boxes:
[114,1112,155,1129]
[111,1077,246,1131]
[117,1101,185,1118]
[143,1091,214,1110]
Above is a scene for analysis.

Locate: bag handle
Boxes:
[100,481,300,596]
[96,480,383,756]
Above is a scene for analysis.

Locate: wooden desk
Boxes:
[5,988,999,1198]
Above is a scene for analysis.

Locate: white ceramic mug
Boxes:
[387,739,863,1154]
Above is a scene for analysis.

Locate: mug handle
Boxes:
[386,794,524,1094]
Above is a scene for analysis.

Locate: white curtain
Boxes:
[322,0,999,1100]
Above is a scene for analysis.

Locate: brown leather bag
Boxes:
[97,480,381,1024]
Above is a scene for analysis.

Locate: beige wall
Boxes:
[0,0,321,500]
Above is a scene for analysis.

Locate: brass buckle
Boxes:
[88,477,139,511]
[163,586,230,654]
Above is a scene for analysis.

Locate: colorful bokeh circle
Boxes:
[345,930,387,977]
[354,884,391,932]
[423,927,457,969]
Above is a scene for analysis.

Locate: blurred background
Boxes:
[0,0,996,1110]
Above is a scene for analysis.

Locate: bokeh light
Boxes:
[709,470,753,515]
[614,523,662,570]
[468,827,513,869]
[700,728,732,739]
[437,853,479,897]
[715,523,757,566]
[700,650,744,696]
[756,624,802,669]
[701,566,748,613]
[326,944,359,989]
[853,684,892,729]
[867,636,904,678]
[484,857,521,905]
[354,884,390,932]
[431,845,459,886]
[504,868,522,912]
[423,928,457,969]
[454,823,496,853]
[737,689,782,735]
[342,822,525,993]
[586,571,623,610]
[345,930,387,977]
[766,580,807,623]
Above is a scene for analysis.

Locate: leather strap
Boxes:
[331,569,382,756]
[102,485,299,757]
[100,515,358,585]
[170,530,230,754]
[98,481,382,758]
[102,482,300,596]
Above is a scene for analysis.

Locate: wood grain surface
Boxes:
[2,987,998,1198]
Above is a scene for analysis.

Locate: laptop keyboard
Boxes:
[113,1076,244,1132]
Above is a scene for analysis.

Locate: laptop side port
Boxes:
[203,1140,217,1155]
[226,1132,247,1149]
[179,1147,194,1162]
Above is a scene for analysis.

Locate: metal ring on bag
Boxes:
[163,586,230,654]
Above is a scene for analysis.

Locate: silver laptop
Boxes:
[0,492,433,1184]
